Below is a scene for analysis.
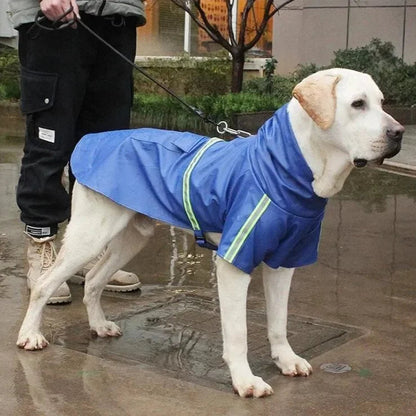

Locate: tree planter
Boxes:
[0,101,25,137]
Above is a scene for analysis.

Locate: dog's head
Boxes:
[292,68,404,167]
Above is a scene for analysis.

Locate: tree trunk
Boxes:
[231,53,245,93]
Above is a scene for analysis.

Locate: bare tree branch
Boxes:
[168,0,296,91]
[170,0,295,55]
[237,0,254,47]
[269,0,296,20]
[244,0,275,51]
[245,0,295,51]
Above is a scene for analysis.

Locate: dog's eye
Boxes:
[351,99,365,109]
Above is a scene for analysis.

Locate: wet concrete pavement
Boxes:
[1,127,416,415]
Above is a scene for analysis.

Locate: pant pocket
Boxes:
[20,66,58,114]
[20,66,59,148]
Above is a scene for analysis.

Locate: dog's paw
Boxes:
[275,352,312,377]
[232,375,274,398]
[90,321,122,337]
[16,332,49,350]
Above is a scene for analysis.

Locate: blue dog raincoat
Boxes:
[71,104,327,274]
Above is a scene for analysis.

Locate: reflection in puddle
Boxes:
[57,294,361,390]
[127,223,222,289]
[167,226,218,288]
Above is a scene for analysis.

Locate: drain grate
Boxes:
[56,293,362,391]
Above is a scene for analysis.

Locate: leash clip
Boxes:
[216,121,251,138]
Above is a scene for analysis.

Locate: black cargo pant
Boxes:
[17,13,137,237]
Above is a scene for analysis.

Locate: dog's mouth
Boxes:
[383,144,402,160]
[353,144,401,168]
[353,157,391,168]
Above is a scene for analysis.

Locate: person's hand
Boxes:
[40,0,80,24]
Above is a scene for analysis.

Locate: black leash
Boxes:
[28,7,251,137]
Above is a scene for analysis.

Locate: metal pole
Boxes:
[402,0,407,60]
[184,0,191,53]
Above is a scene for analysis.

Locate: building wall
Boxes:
[273,0,415,74]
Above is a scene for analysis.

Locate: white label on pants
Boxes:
[38,127,55,143]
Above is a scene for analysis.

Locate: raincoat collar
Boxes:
[248,104,327,218]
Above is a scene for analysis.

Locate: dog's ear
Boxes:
[292,73,341,130]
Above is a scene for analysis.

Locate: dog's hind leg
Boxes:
[17,184,136,350]
[262,265,312,376]
[216,257,274,398]
[83,214,154,337]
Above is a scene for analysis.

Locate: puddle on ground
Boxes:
[55,291,361,391]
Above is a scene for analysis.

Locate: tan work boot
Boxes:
[71,255,141,292]
[26,234,72,304]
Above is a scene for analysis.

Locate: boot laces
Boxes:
[37,240,58,271]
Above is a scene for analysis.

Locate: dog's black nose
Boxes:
[387,125,405,142]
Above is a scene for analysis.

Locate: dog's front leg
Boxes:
[17,263,70,350]
[262,265,312,376]
[216,257,273,398]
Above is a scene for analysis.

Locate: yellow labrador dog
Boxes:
[17,69,403,398]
